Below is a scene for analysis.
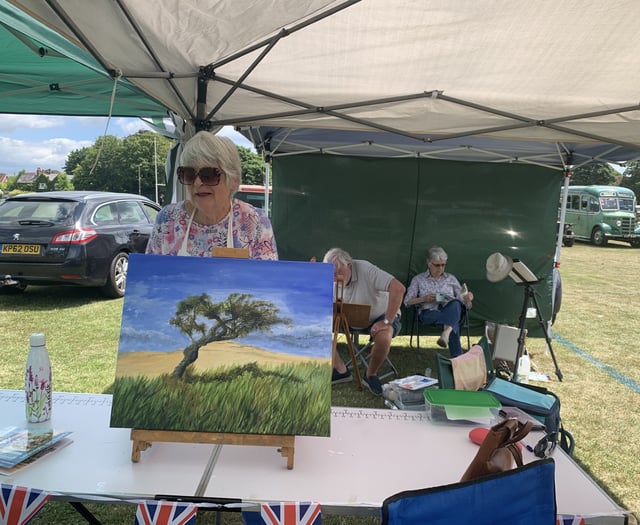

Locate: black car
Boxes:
[0,191,160,298]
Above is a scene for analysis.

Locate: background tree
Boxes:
[64,147,90,177]
[64,131,257,201]
[119,131,172,200]
[53,173,73,191]
[620,161,640,197]
[169,292,292,379]
[238,146,266,185]
[3,173,19,192]
[570,163,616,186]
[69,135,122,192]
[68,131,172,201]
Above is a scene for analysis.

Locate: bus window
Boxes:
[580,196,588,210]
[599,197,617,210]
[235,185,272,215]
[570,195,580,209]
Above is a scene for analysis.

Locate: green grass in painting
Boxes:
[110,361,331,435]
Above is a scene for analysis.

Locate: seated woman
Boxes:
[404,246,474,357]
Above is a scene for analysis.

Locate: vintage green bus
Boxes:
[561,185,640,247]
[234,184,272,215]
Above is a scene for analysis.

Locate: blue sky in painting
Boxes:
[117,254,334,359]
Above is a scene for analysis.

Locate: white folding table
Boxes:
[0,390,629,523]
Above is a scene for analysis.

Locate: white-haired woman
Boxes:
[146,131,277,259]
[404,246,473,357]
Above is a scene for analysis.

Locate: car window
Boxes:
[142,202,159,223]
[0,201,27,221]
[0,200,78,222]
[118,201,148,224]
[93,203,118,225]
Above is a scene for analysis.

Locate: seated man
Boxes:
[404,245,473,357]
[323,247,405,396]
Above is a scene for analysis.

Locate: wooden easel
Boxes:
[332,279,370,391]
[130,429,295,468]
[130,246,296,469]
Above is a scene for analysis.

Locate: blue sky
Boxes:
[0,115,253,176]
[118,254,334,359]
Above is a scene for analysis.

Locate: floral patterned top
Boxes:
[404,271,463,312]
[145,199,278,260]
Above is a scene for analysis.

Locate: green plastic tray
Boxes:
[424,389,500,408]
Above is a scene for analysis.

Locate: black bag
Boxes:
[484,377,574,455]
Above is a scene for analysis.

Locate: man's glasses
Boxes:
[177,166,223,186]
[430,262,446,268]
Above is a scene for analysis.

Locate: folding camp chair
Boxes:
[334,302,399,384]
[436,342,495,390]
[382,458,557,525]
[347,327,399,382]
[409,303,471,354]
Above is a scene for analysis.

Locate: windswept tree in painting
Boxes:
[170,292,292,378]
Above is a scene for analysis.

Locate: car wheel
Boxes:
[101,252,128,298]
[631,239,640,248]
[563,237,575,247]
[591,227,607,246]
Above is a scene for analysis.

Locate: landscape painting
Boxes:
[110,254,334,437]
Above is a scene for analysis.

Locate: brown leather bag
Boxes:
[461,418,533,482]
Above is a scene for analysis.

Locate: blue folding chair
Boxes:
[382,458,556,525]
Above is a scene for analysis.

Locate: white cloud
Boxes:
[113,117,154,136]
[0,114,255,175]
[0,115,63,133]
[0,136,92,174]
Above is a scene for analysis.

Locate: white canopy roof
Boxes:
[11,0,640,166]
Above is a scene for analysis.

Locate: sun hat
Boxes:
[486,252,513,282]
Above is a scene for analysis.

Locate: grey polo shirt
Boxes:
[343,259,396,324]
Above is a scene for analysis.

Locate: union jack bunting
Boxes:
[134,500,197,525]
[556,515,586,525]
[0,483,50,525]
[242,501,322,525]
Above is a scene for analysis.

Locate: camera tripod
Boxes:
[513,281,563,382]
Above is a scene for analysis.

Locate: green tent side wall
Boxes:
[271,155,563,333]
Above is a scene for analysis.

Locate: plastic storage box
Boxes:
[423,389,501,424]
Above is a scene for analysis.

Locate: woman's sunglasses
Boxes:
[177,166,223,186]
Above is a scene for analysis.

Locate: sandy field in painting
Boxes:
[115,340,328,378]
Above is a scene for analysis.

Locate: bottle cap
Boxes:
[30,333,46,347]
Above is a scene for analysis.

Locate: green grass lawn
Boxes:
[1,242,638,523]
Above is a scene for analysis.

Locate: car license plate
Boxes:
[1,243,41,255]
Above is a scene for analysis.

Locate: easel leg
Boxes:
[333,314,362,390]
[513,288,531,382]
[278,445,295,470]
[513,285,563,382]
[131,437,151,462]
[531,292,563,381]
